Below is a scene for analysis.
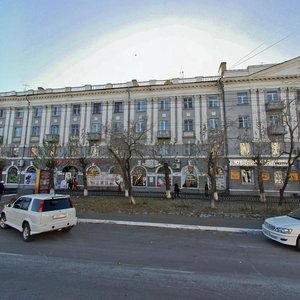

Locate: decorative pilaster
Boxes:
[6,107,14,145]
[59,104,67,145]
[146,97,152,144]
[170,96,176,143]
[251,89,260,140]
[176,96,183,144]
[194,95,201,141]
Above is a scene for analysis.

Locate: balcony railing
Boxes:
[87,132,101,141]
[265,101,285,111]
[44,134,59,143]
[267,125,286,135]
[183,131,195,138]
[157,130,171,139]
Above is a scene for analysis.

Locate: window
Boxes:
[71,124,80,136]
[34,107,42,117]
[16,109,23,118]
[240,143,250,156]
[53,106,61,116]
[14,127,22,137]
[91,123,101,133]
[184,120,193,132]
[237,92,248,105]
[114,122,123,133]
[31,126,40,137]
[268,115,279,126]
[159,120,169,131]
[114,102,124,113]
[160,144,170,156]
[267,91,278,103]
[208,96,219,108]
[51,125,59,135]
[137,100,146,112]
[241,168,254,183]
[93,103,102,114]
[0,109,4,118]
[183,97,193,109]
[209,118,220,129]
[239,116,250,128]
[135,121,145,133]
[73,104,80,115]
[0,128,3,136]
[160,99,170,110]
[184,144,195,156]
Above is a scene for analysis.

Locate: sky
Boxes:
[1,0,300,92]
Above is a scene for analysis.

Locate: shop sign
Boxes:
[289,171,299,181]
[142,159,160,169]
[230,171,240,180]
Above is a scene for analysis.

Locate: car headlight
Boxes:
[274,227,293,234]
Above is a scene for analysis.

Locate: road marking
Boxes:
[78,218,262,234]
[0,252,24,257]
[143,267,195,274]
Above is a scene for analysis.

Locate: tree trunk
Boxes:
[279,188,284,206]
[83,172,88,196]
[260,192,266,203]
[166,190,171,199]
[164,163,171,199]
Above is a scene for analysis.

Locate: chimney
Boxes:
[218,62,227,77]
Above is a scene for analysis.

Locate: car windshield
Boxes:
[287,208,300,220]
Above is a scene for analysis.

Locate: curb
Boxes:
[78,218,262,234]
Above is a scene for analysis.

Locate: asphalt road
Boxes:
[0,222,299,300]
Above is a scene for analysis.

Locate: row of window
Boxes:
[3,115,256,138]
[1,90,299,120]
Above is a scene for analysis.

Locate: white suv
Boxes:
[0,194,77,242]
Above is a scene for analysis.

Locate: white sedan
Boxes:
[262,208,300,250]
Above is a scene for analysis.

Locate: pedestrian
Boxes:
[73,178,79,190]
[0,181,5,201]
[173,183,180,198]
[205,182,209,197]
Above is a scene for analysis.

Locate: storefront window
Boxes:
[241,168,254,184]
[7,167,18,184]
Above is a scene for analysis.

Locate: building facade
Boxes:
[0,56,300,195]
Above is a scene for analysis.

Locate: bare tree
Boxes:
[148,140,175,199]
[32,141,59,193]
[106,123,146,204]
[239,125,270,203]
[197,125,226,208]
[277,98,300,205]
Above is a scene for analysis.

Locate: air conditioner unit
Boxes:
[17,160,24,167]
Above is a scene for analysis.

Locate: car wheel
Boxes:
[0,214,8,229]
[22,223,32,242]
[297,236,300,251]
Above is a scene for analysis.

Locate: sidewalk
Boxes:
[77,211,263,234]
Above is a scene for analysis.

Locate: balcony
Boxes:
[183,131,195,138]
[44,134,59,143]
[265,101,285,111]
[267,125,286,135]
[157,130,171,139]
[87,132,101,141]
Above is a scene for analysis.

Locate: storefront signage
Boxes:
[262,172,270,181]
[289,171,299,181]
[230,171,240,180]
[229,159,288,167]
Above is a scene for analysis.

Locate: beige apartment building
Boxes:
[0,56,300,195]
